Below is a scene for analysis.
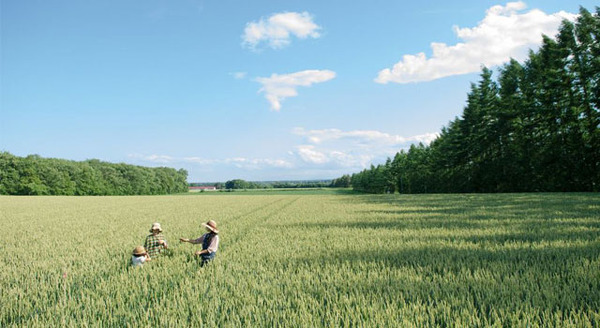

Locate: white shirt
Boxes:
[131,255,147,267]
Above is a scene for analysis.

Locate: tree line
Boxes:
[222,179,334,190]
[0,152,189,195]
[350,8,599,194]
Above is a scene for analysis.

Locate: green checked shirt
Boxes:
[144,233,167,258]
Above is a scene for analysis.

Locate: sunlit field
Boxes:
[1,193,599,326]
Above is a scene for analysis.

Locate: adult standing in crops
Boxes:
[180,220,220,267]
[145,222,168,258]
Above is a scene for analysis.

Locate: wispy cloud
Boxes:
[231,72,247,80]
[292,128,439,145]
[375,2,576,84]
[255,70,336,111]
[129,154,292,169]
[291,128,439,168]
[183,157,217,165]
[224,158,293,169]
[242,11,321,50]
[128,128,437,179]
[128,153,174,164]
[296,145,329,165]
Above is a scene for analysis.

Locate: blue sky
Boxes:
[1,0,594,181]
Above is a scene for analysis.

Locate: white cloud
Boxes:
[243,11,321,50]
[375,1,577,84]
[224,157,293,169]
[183,157,217,165]
[128,153,174,164]
[295,145,374,168]
[231,72,247,79]
[292,127,438,146]
[296,145,329,164]
[127,129,438,179]
[131,154,291,169]
[256,70,336,110]
[291,128,439,169]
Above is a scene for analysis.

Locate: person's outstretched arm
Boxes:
[180,236,204,244]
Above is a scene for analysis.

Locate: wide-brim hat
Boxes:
[149,222,163,233]
[133,246,147,256]
[202,220,219,234]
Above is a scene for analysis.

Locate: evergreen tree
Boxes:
[348,8,599,193]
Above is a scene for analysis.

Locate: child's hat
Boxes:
[133,246,147,256]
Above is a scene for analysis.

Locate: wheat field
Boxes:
[1,192,599,327]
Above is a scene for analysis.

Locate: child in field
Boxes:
[131,246,151,267]
[145,222,168,258]
[180,220,220,267]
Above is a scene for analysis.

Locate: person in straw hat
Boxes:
[144,222,168,259]
[131,246,151,267]
[180,220,220,267]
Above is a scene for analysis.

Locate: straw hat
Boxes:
[202,220,219,234]
[133,246,147,256]
[149,222,163,233]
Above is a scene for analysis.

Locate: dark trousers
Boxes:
[199,254,215,267]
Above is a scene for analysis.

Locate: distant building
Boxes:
[189,186,217,192]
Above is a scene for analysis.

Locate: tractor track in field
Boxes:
[229,198,286,222]
[225,196,300,249]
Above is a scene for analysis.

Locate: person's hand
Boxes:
[194,250,203,256]
[180,238,189,243]
[158,240,165,245]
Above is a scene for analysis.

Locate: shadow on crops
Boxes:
[352,205,597,221]
[281,191,600,267]
[283,218,490,231]
[294,240,599,273]
[276,193,600,318]
[307,192,600,235]
[285,216,600,247]
[288,241,600,315]
[340,193,599,217]
[286,246,600,326]
[283,198,600,235]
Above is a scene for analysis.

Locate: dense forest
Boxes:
[350,8,599,193]
[0,152,188,195]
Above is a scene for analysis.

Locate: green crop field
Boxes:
[1,193,599,327]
